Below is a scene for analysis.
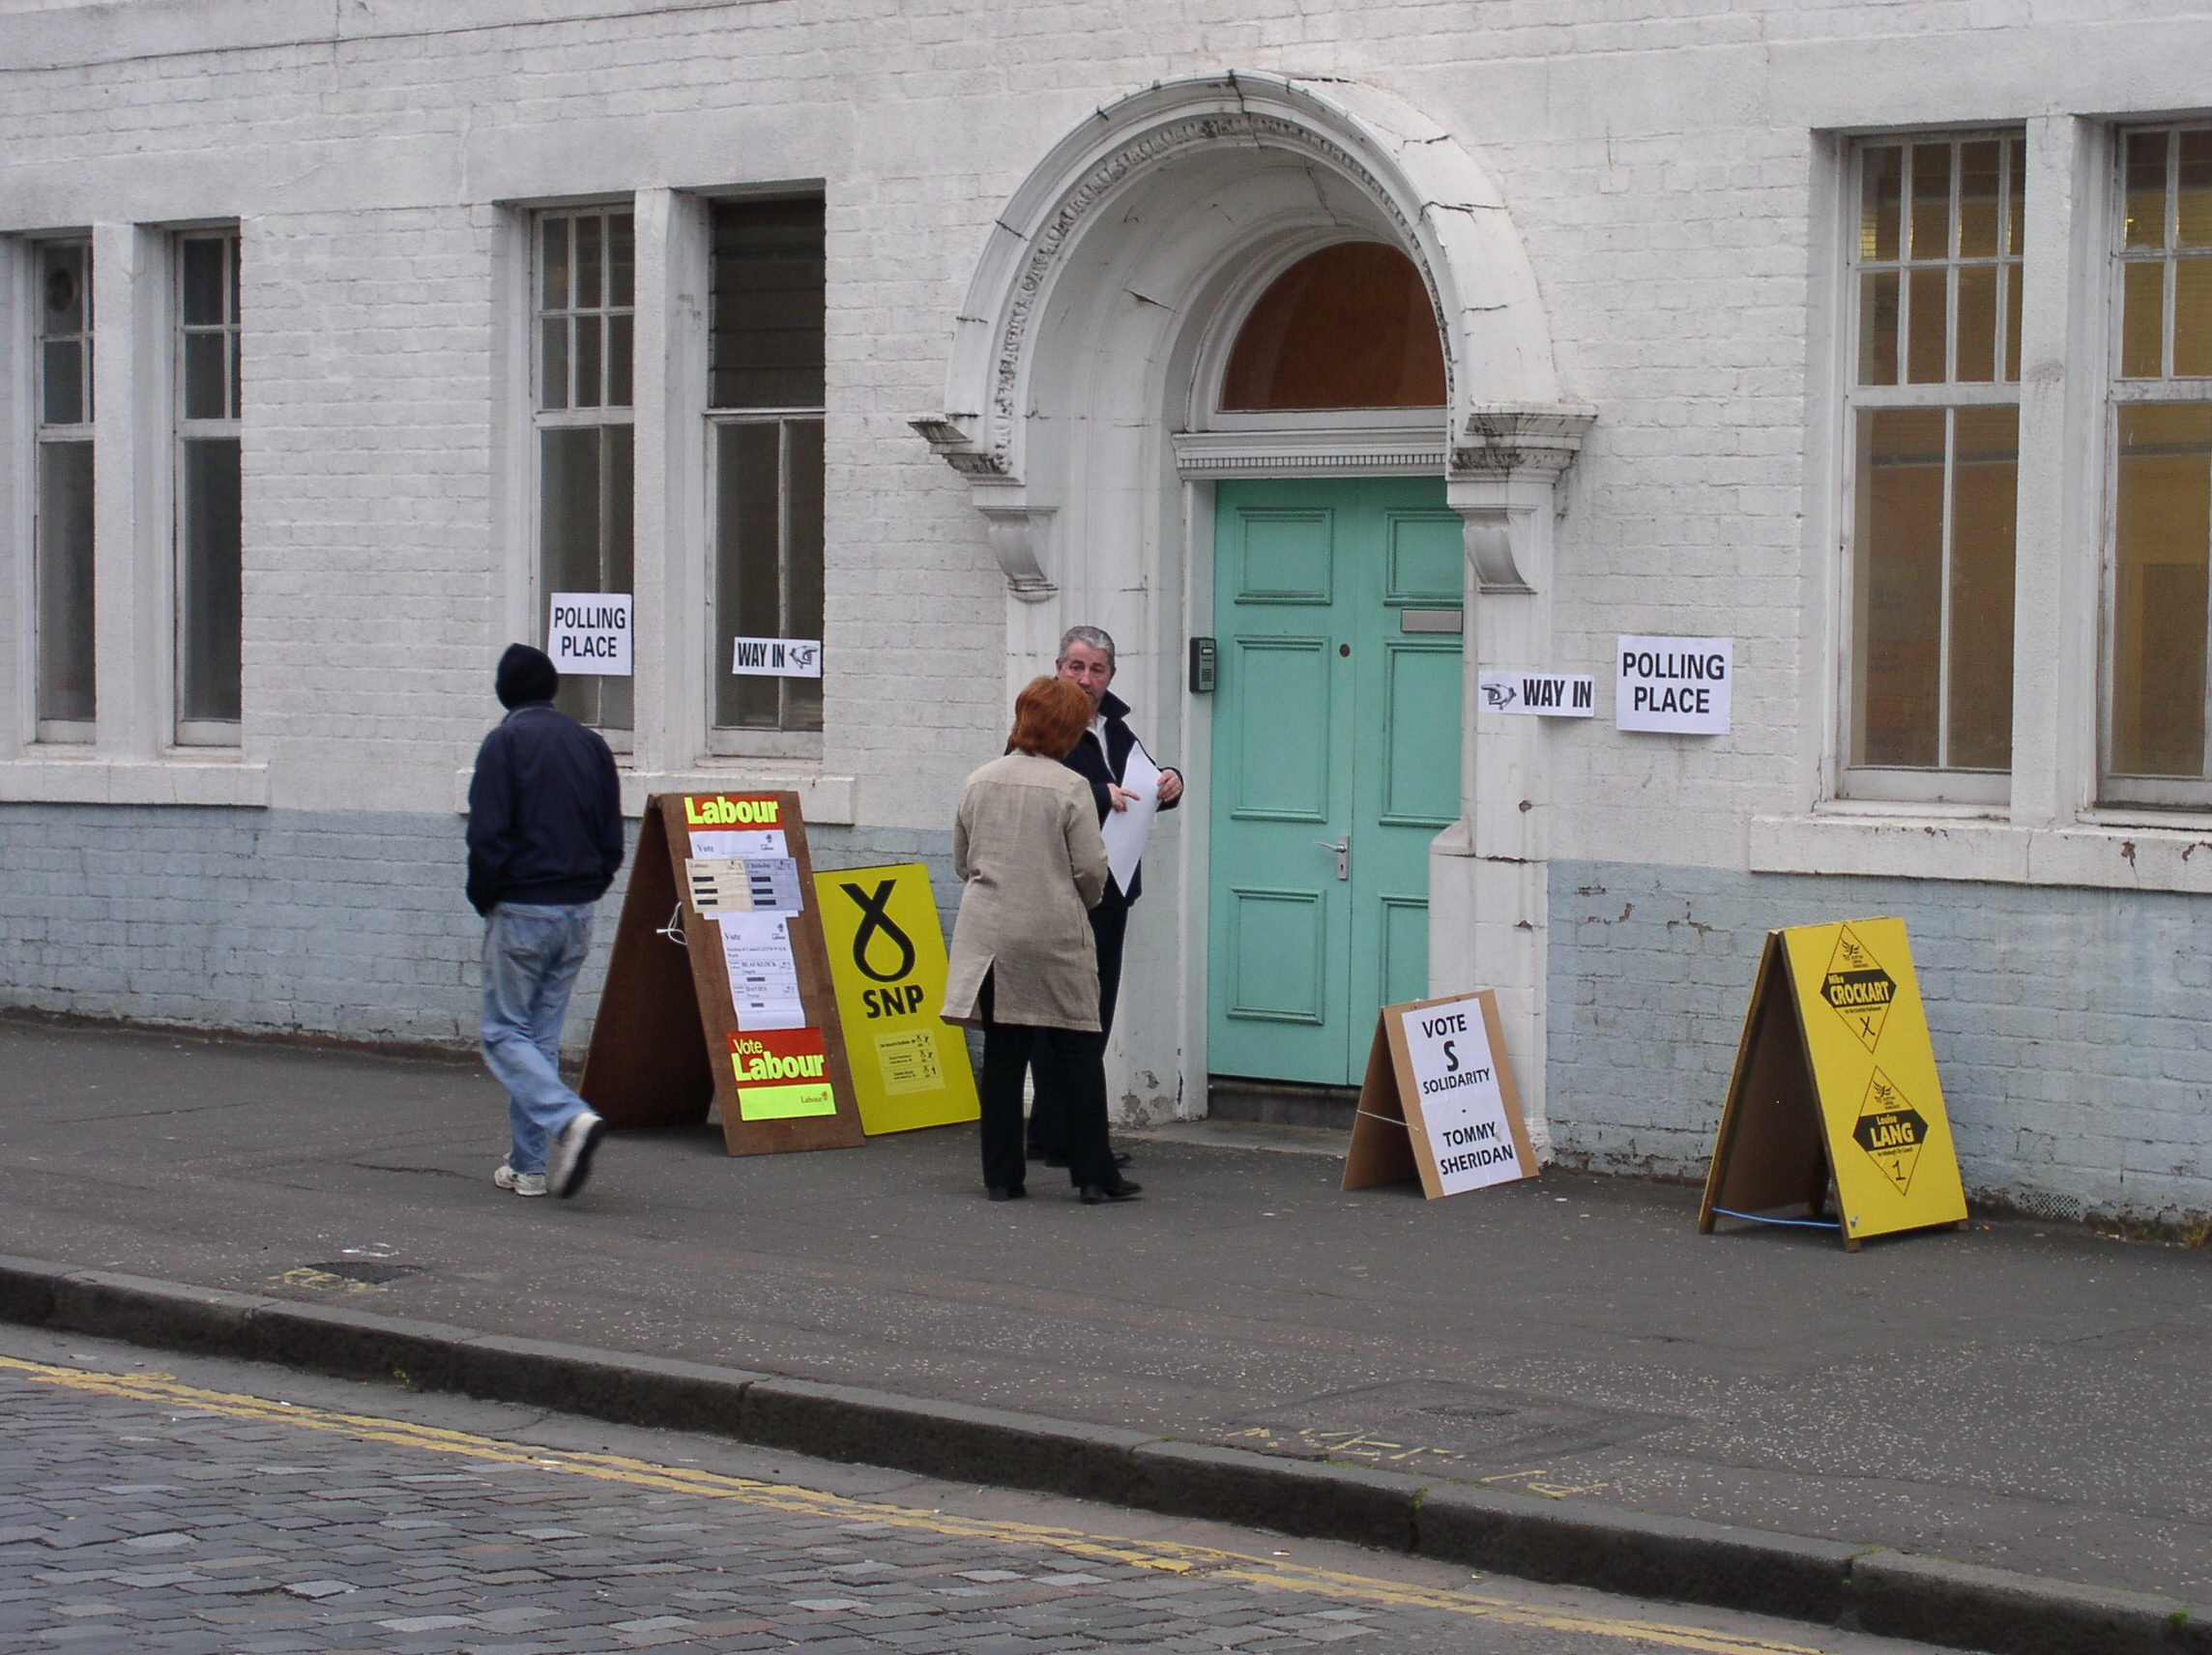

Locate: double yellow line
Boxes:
[1,1353,1822,1655]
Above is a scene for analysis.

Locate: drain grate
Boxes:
[306,1261,423,1286]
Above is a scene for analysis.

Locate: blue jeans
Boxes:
[480,902,596,1174]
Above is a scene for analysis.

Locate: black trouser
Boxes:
[1025,893,1127,1157]
[977,970,1115,1192]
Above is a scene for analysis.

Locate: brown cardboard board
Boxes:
[579,792,866,1157]
[1341,990,1537,1198]
[1697,932,1834,1237]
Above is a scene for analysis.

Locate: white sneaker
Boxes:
[545,1110,606,1199]
[493,1163,548,1198]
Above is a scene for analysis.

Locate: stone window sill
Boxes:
[0,755,271,808]
[1749,810,2212,895]
[451,765,857,825]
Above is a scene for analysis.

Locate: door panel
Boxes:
[1225,637,1332,819]
[1208,477,1462,1088]
[1224,887,1328,1024]
[1379,641,1464,826]
[1234,508,1336,603]
[1385,510,1464,602]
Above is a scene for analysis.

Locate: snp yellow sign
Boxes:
[811,862,979,1135]
[1700,917,1966,1249]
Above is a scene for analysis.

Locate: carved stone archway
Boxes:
[914,73,1592,1144]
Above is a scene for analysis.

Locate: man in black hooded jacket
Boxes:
[467,644,625,1199]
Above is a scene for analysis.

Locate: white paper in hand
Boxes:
[1100,739,1162,894]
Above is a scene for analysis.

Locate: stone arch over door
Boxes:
[915,73,1593,1143]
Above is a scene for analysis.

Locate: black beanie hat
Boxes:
[496,643,560,710]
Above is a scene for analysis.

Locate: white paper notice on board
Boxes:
[1100,738,1162,894]
[547,593,632,677]
[688,828,786,860]
[1478,671,1596,717]
[1615,635,1732,734]
[716,914,805,1031]
[732,637,823,678]
[1397,997,1528,1196]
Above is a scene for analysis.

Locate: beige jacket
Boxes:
[941,752,1111,1031]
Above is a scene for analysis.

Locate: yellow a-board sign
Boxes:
[1700,917,1966,1249]
[811,862,980,1135]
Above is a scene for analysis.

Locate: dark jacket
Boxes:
[1062,689,1179,906]
[466,702,625,916]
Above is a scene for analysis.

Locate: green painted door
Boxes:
[1208,477,1464,1088]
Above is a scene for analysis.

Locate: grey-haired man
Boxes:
[1027,624,1182,1167]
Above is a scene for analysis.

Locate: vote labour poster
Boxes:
[1342,991,1537,1199]
[812,861,979,1135]
[729,1028,836,1121]
[1700,917,1966,1249]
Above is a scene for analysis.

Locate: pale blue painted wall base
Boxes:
[0,804,956,1058]
[1547,860,2212,1228]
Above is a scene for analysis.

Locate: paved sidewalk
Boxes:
[0,1017,2206,1605]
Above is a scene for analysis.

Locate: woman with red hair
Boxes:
[942,677,1141,1203]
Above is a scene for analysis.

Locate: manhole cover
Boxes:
[1224,1379,1679,1471]
[306,1261,423,1286]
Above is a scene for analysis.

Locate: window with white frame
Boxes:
[34,240,94,741]
[708,197,824,741]
[1844,134,2025,799]
[2105,127,2212,806]
[534,206,634,739]
[175,229,242,744]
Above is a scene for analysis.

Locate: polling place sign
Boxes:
[1615,635,1731,733]
[548,593,631,676]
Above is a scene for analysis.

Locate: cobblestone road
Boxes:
[0,1337,1937,1655]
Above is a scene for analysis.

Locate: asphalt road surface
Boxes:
[0,1325,1953,1655]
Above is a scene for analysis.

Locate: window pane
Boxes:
[2004,262,2023,382]
[1958,141,2001,258]
[2126,131,2168,250]
[1855,408,1946,768]
[2111,403,2212,777]
[784,418,826,733]
[178,436,243,725]
[1910,143,1951,259]
[1906,266,1947,383]
[1220,243,1446,411]
[184,332,228,421]
[608,213,635,307]
[41,243,87,334]
[540,217,569,311]
[711,198,828,410]
[539,318,568,411]
[714,421,782,727]
[2175,259,2212,378]
[606,313,633,409]
[539,424,633,731]
[42,339,84,426]
[181,239,226,327]
[1946,406,2017,769]
[1858,271,1899,385]
[1862,146,1903,261]
[575,214,603,310]
[1955,265,1997,383]
[2006,137,2025,258]
[2181,131,2212,248]
[36,439,96,727]
[2122,262,2166,378]
[574,313,602,409]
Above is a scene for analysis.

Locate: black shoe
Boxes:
[1026,1143,1047,1161]
[1079,1180,1143,1205]
[1042,1153,1069,1169]
[987,1185,1026,1202]
[1112,1151,1132,1169]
